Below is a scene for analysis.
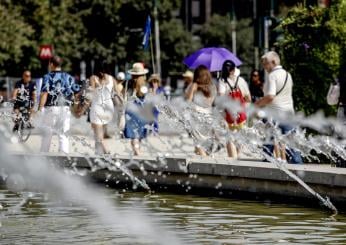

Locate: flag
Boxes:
[142,15,151,50]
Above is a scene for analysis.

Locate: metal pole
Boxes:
[91,60,95,75]
[6,77,10,101]
[205,0,211,23]
[264,17,270,53]
[264,17,270,82]
[253,0,259,69]
[80,61,86,81]
[154,0,161,75]
[231,0,237,56]
[185,0,189,31]
[270,0,275,17]
[231,21,237,56]
[150,34,156,74]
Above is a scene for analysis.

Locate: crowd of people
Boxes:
[9,51,346,163]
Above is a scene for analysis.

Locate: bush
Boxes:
[278,1,346,115]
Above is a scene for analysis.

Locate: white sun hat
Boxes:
[116,72,125,81]
[128,62,149,75]
[235,67,240,77]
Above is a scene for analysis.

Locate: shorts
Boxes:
[228,121,246,131]
[13,101,33,111]
[262,118,293,135]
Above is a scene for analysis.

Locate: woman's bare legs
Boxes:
[226,141,238,158]
[279,142,287,161]
[131,139,141,156]
[195,146,207,156]
[273,141,286,161]
[92,123,108,154]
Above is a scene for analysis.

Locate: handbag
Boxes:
[327,82,340,105]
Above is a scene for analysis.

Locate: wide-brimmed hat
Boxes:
[148,73,161,83]
[182,70,193,78]
[128,62,149,75]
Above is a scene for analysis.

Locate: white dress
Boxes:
[90,75,115,125]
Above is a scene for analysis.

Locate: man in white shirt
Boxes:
[256,52,294,114]
[255,51,302,163]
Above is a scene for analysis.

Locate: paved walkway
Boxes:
[2,113,261,160]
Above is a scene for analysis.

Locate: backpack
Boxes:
[224,77,247,125]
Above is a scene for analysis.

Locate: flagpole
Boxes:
[154,0,161,75]
[150,32,156,74]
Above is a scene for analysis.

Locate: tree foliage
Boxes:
[0,4,34,75]
[0,0,194,77]
[200,14,254,78]
[278,1,346,115]
[160,19,200,76]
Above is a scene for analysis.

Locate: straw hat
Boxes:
[128,62,149,75]
[148,73,161,83]
[182,70,193,78]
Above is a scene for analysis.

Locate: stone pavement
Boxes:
[3,114,261,160]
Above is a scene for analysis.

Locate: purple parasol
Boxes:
[183,47,242,72]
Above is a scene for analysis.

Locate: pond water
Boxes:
[1,187,345,244]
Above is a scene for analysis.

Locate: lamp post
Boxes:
[153,0,161,75]
[253,0,259,69]
[230,0,237,56]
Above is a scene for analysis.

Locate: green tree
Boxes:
[0,3,34,76]
[0,0,196,78]
[21,0,85,73]
[160,19,200,77]
[0,0,85,76]
[200,14,254,78]
[72,0,188,74]
[278,1,346,115]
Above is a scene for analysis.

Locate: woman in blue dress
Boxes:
[124,63,159,155]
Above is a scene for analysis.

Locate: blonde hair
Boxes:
[134,75,146,96]
[261,51,281,66]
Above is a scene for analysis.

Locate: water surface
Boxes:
[0,188,345,244]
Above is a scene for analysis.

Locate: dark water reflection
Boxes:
[0,187,346,244]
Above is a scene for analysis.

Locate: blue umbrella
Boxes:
[183,47,242,72]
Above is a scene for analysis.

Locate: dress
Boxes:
[123,96,159,139]
[90,75,115,125]
[189,85,217,151]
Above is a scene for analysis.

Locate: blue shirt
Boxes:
[41,71,80,106]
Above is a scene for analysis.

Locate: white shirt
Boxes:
[218,76,250,98]
[263,65,294,113]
